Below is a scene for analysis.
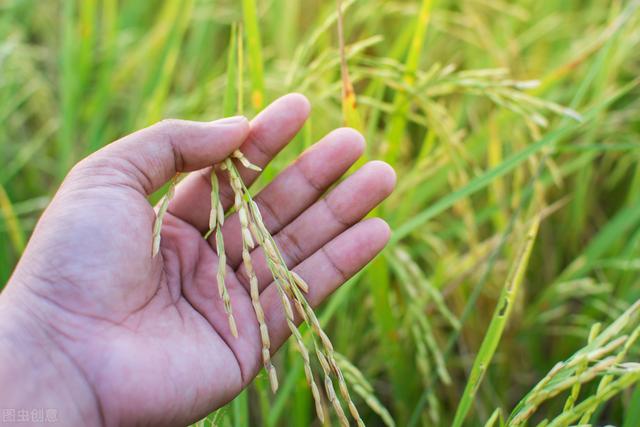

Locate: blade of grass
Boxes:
[137,0,194,125]
[622,385,640,427]
[224,23,239,117]
[86,0,118,153]
[59,0,78,178]
[383,0,434,164]
[231,389,249,427]
[0,184,25,253]
[336,0,363,131]
[451,215,540,427]
[242,0,265,110]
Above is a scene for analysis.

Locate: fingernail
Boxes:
[213,115,247,125]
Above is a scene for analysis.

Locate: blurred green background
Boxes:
[2,0,640,426]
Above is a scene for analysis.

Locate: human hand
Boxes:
[0,94,395,426]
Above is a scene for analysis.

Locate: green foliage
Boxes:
[1,0,640,426]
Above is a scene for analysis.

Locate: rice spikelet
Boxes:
[215,227,238,338]
[248,196,363,425]
[152,174,178,257]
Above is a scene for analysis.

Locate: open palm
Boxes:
[3,94,395,426]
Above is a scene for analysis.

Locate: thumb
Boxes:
[71,116,250,195]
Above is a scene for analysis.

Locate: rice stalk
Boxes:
[214,226,238,338]
[274,280,325,422]
[192,141,364,425]
[249,204,326,420]
[204,169,224,240]
[225,159,278,391]
[245,185,364,426]
[412,305,451,386]
[395,246,460,331]
[287,279,363,426]
[317,347,350,427]
[152,173,178,257]
[199,162,238,339]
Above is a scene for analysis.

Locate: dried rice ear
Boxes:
[152,174,179,257]
[151,151,364,425]
[224,157,279,392]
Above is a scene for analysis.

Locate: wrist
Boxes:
[0,289,104,426]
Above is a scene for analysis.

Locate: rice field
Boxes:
[2,0,640,426]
